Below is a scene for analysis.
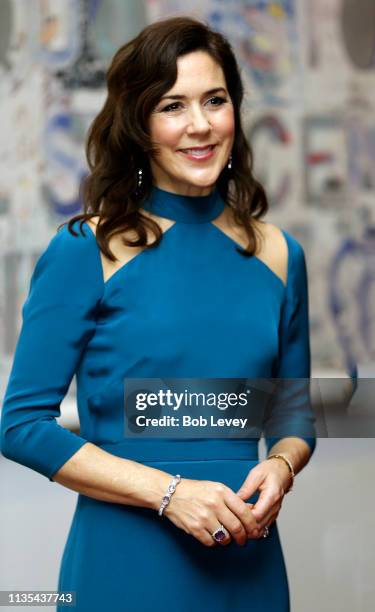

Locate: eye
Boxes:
[161,102,182,113]
[207,96,227,106]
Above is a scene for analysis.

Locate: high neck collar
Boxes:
[142,184,225,224]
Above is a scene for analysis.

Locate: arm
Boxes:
[51,441,178,509]
[0,222,101,479]
[237,232,317,526]
[263,231,316,480]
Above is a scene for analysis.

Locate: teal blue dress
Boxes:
[0,185,316,612]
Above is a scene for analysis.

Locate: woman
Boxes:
[0,16,316,612]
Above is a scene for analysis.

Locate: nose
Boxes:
[186,104,211,134]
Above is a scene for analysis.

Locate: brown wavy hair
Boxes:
[59,16,269,261]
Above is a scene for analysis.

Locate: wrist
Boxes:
[266,454,294,492]
[158,474,181,516]
[140,469,175,511]
[267,456,290,477]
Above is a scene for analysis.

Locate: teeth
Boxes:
[181,146,213,156]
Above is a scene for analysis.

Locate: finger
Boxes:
[236,471,263,501]
[191,526,219,548]
[223,490,261,537]
[250,489,277,522]
[255,510,279,535]
[216,506,250,546]
[254,515,278,539]
[207,520,232,546]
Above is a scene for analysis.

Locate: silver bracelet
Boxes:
[158,474,181,516]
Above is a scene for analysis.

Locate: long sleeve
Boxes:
[0,221,104,481]
[263,231,317,457]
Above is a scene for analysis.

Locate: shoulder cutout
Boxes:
[86,214,175,285]
[212,209,288,286]
[255,221,288,287]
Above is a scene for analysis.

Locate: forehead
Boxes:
[169,51,226,92]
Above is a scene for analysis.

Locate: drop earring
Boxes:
[227,154,232,170]
[134,167,143,197]
[137,168,143,189]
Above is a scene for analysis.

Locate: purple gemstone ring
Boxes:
[212,524,229,543]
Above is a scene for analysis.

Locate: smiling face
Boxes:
[148,50,235,196]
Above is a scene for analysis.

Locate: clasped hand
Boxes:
[164,459,291,547]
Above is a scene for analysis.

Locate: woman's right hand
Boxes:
[163,477,261,547]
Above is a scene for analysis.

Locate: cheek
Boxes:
[149,118,183,150]
[214,108,235,138]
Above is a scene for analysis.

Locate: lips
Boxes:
[177,144,217,159]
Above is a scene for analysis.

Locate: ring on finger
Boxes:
[211,524,230,543]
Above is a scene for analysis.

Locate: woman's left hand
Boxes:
[235,458,292,538]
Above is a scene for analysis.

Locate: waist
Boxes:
[97,438,260,462]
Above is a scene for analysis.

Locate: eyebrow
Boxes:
[159,87,227,101]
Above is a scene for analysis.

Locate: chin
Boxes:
[181,172,221,189]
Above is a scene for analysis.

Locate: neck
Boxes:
[142,183,225,224]
[151,178,215,197]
